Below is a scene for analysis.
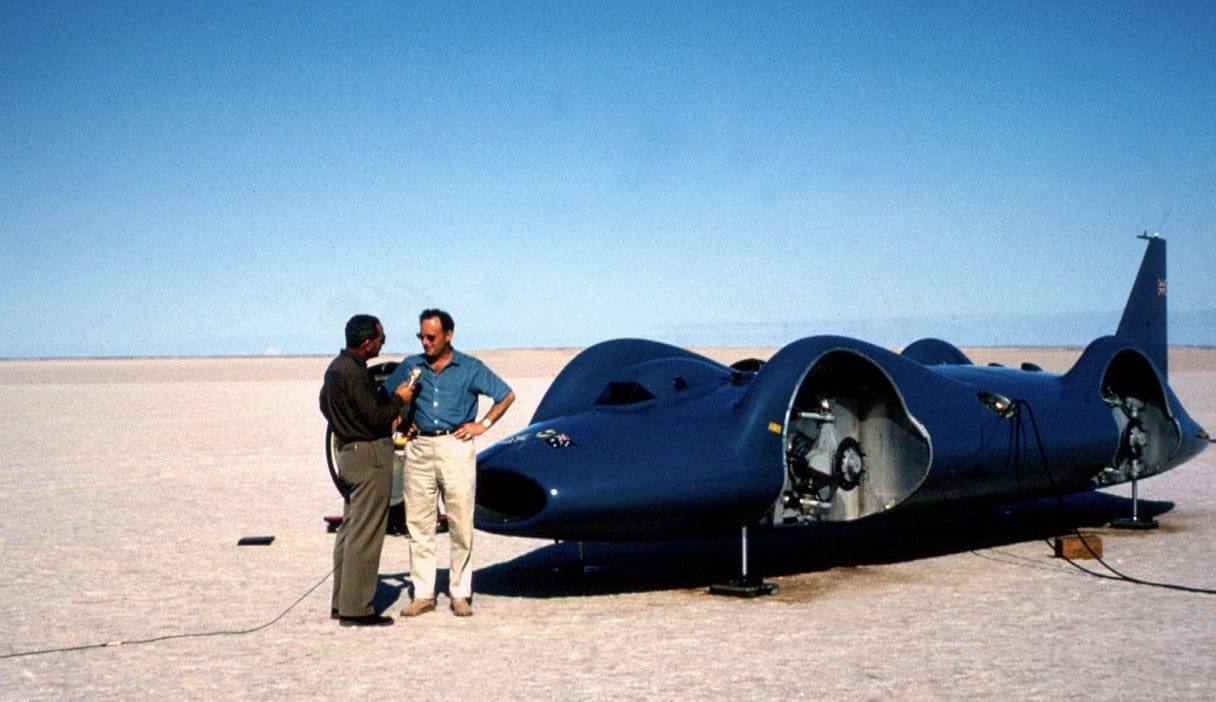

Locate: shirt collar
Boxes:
[420,348,462,369]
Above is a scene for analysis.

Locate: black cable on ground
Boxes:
[1042,535,1216,594]
[1005,400,1216,596]
[0,567,335,660]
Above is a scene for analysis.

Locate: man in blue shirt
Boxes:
[382,309,514,617]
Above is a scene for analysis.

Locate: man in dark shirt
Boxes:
[319,314,416,627]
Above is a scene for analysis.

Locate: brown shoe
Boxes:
[450,597,473,617]
[400,598,436,617]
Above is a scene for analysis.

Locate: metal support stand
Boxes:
[709,526,777,597]
[1111,476,1158,530]
[555,541,601,577]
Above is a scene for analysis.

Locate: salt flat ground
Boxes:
[1,347,1214,700]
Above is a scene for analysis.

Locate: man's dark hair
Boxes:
[345,314,381,348]
[420,308,454,332]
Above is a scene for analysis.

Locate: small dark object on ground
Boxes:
[237,535,275,546]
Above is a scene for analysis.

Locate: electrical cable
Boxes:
[1041,536,1216,594]
[0,566,335,660]
[1008,399,1216,595]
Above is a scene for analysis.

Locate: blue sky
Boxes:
[2,1,1213,358]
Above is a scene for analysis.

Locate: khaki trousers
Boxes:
[331,438,392,616]
[405,435,476,600]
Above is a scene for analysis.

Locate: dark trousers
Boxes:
[331,438,392,616]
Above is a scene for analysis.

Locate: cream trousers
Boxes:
[404,434,476,599]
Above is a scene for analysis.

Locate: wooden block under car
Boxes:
[1053,534,1103,559]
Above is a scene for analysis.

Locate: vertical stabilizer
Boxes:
[1116,235,1167,377]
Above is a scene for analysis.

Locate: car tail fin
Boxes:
[1115,234,1167,377]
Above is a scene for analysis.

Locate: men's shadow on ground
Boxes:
[371,571,410,614]
[474,491,1174,599]
[371,569,450,614]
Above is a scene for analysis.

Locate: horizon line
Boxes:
[6,343,1216,363]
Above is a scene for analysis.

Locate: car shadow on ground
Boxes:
[472,491,1175,598]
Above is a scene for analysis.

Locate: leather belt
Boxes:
[417,429,455,437]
